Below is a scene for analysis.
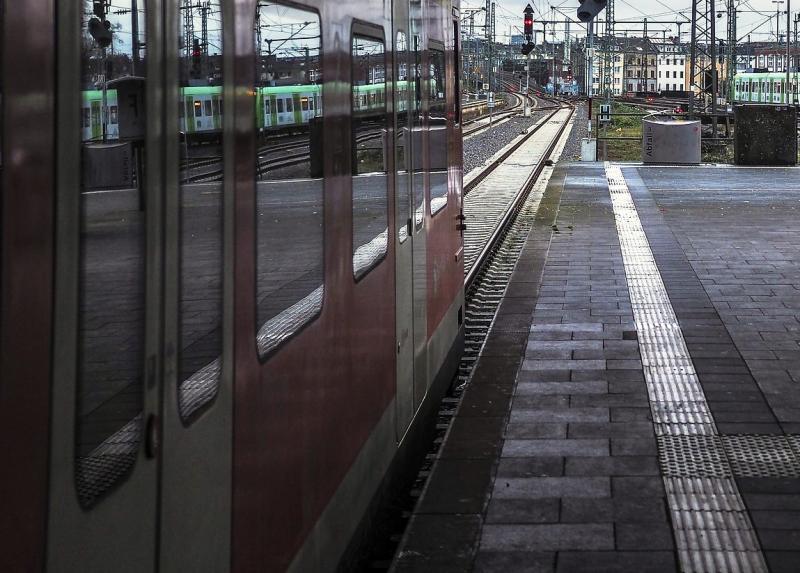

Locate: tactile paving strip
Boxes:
[658,436,730,478]
[605,163,769,573]
[722,435,800,478]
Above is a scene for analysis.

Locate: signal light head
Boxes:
[577,0,607,22]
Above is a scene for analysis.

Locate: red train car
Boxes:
[0,0,464,570]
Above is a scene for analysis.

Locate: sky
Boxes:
[462,0,798,44]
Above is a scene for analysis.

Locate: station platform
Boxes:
[393,163,800,573]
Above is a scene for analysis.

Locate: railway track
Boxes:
[365,98,576,571]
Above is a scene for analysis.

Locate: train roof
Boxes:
[735,72,796,80]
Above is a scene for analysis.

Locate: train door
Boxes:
[47,1,232,571]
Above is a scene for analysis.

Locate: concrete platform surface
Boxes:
[392,164,800,573]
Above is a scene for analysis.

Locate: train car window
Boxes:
[254,2,323,358]
[351,33,388,279]
[177,0,224,422]
[195,100,202,116]
[429,46,447,216]
[453,21,461,125]
[75,0,148,508]
[396,31,411,243]
[412,34,424,230]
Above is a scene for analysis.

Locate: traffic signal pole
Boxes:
[523,4,534,115]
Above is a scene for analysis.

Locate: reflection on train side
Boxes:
[177,0,224,422]
[255,2,324,357]
[429,46,448,216]
[352,34,389,278]
[76,0,148,507]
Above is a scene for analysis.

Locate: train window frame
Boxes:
[395,29,411,244]
[452,20,461,126]
[176,0,226,424]
[72,0,149,510]
[411,33,424,232]
[253,1,325,361]
[428,40,447,218]
[350,24,389,281]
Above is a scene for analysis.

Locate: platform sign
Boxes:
[599,103,611,123]
[487,92,495,108]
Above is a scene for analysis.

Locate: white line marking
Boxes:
[604,162,768,573]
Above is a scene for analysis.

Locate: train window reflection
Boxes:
[177,0,224,422]
[395,31,411,243]
[429,47,447,216]
[352,34,388,278]
[254,2,323,358]
[75,0,147,507]
[411,35,424,229]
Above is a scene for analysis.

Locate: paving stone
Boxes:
[503,439,609,458]
[522,359,607,371]
[569,394,649,408]
[743,493,800,511]
[512,396,571,409]
[612,476,666,498]
[565,456,659,477]
[560,496,668,523]
[496,457,564,478]
[757,529,800,551]
[505,421,568,439]
[568,422,654,439]
[555,551,678,572]
[615,521,674,551]
[532,323,603,333]
[493,477,611,499]
[764,551,800,573]
[510,407,609,423]
[480,523,614,551]
[485,498,560,524]
[516,381,608,395]
[610,407,653,422]
[473,551,556,573]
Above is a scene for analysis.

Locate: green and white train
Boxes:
[82,81,409,142]
[733,72,800,104]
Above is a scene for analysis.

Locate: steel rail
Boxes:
[464,102,575,289]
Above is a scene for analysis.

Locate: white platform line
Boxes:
[604,162,768,573]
